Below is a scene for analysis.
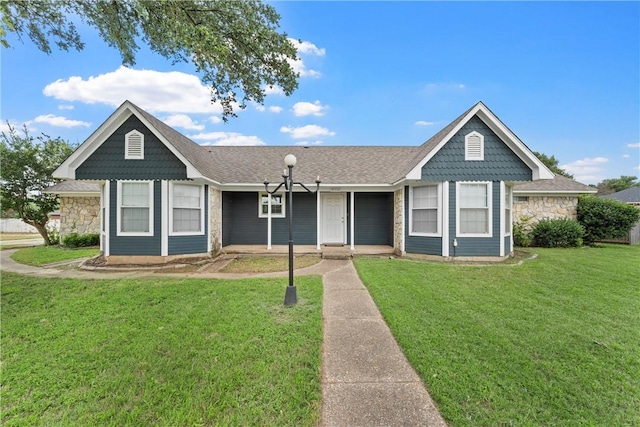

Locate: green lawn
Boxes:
[10,245,99,266]
[1,273,323,426]
[355,245,640,426]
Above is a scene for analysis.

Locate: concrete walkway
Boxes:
[1,250,446,426]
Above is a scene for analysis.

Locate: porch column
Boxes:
[442,181,450,257]
[350,191,355,251]
[267,193,272,249]
[316,190,321,250]
[161,180,168,256]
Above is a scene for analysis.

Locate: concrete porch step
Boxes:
[322,246,352,260]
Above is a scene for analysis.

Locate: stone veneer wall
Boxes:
[60,196,100,238]
[513,195,579,229]
[209,187,222,254]
[393,188,404,255]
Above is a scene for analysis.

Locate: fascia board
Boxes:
[222,183,399,192]
[513,189,597,196]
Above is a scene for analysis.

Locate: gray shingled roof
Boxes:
[599,186,640,203]
[43,181,101,194]
[512,175,595,193]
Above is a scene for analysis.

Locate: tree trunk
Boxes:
[29,221,51,246]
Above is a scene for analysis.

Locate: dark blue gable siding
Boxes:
[222,191,317,246]
[168,185,209,255]
[404,186,442,255]
[77,115,188,180]
[109,180,161,256]
[422,115,532,182]
[355,193,393,245]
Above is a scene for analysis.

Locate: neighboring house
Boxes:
[599,186,640,245]
[51,100,590,263]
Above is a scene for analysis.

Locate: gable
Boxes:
[76,115,188,180]
[421,115,532,182]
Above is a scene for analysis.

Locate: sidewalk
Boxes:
[1,249,446,425]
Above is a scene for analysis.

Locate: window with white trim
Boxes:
[117,181,153,235]
[259,193,285,218]
[410,185,440,235]
[457,182,492,236]
[465,131,484,161]
[125,130,144,159]
[504,186,512,234]
[170,183,204,235]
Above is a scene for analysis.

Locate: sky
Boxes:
[1,1,639,185]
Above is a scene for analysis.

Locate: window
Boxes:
[504,186,512,234]
[259,193,285,218]
[465,131,484,161]
[514,196,529,202]
[410,185,439,235]
[117,181,153,235]
[457,182,492,237]
[170,183,204,235]
[125,130,144,159]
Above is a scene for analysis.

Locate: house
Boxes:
[51,100,593,263]
[599,186,640,244]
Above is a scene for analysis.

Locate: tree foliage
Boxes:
[532,151,573,178]
[594,175,639,195]
[1,0,299,119]
[0,125,74,245]
[577,195,640,245]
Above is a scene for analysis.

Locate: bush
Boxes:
[46,224,60,246]
[532,218,584,248]
[62,232,100,248]
[577,195,640,245]
[513,215,534,247]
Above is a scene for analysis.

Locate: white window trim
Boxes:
[408,184,441,237]
[504,184,512,237]
[169,182,205,236]
[456,181,493,238]
[125,130,144,160]
[465,131,485,161]
[258,192,285,218]
[116,180,154,237]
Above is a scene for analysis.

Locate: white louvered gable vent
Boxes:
[125,130,144,159]
[465,131,484,161]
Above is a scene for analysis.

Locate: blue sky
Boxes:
[1,1,639,185]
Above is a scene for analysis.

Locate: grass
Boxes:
[0,233,41,241]
[354,244,640,426]
[1,273,323,426]
[220,255,322,273]
[10,245,100,266]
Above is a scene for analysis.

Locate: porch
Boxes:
[221,244,396,259]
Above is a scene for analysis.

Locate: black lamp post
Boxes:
[264,154,321,306]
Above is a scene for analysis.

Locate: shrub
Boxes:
[577,195,640,245]
[46,224,60,246]
[513,215,534,247]
[62,232,100,248]
[532,218,584,248]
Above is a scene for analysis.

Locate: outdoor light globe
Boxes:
[284,154,297,167]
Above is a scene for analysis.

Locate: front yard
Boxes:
[355,244,640,426]
[1,273,323,426]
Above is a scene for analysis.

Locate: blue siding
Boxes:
[222,192,317,246]
[168,185,208,255]
[354,193,393,245]
[404,186,443,255]
[422,115,532,182]
[77,115,188,180]
[504,235,512,255]
[451,182,501,257]
[109,180,161,256]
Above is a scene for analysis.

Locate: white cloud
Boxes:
[623,154,630,158]
[43,66,226,114]
[189,131,265,146]
[423,82,466,94]
[287,39,324,78]
[33,114,90,128]
[254,104,266,112]
[561,157,609,184]
[58,104,74,110]
[209,116,222,124]
[295,140,323,146]
[269,106,283,113]
[264,85,284,95]
[415,120,436,126]
[627,142,640,149]
[280,124,335,140]
[162,114,204,131]
[293,100,327,117]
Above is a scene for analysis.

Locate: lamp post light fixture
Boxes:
[264,154,321,306]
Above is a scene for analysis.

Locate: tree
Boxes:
[1,0,299,120]
[532,151,574,178]
[594,175,639,195]
[0,125,74,245]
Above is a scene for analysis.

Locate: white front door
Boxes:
[322,194,345,244]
